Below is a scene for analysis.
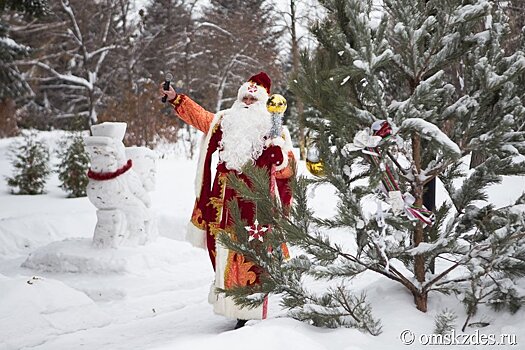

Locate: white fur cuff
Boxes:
[266,137,289,171]
[237,81,269,102]
[186,222,207,249]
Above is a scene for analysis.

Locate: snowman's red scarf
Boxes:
[87,159,133,181]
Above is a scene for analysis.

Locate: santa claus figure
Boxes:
[160,72,295,329]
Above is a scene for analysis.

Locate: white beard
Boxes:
[219,100,272,172]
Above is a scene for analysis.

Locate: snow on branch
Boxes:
[0,37,29,51]
[442,95,478,119]
[32,61,93,90]
[401,118,461,155]
[196,22,234,38]
[61,0,87,60]
[451,0,491,25]
[487,55,525,90]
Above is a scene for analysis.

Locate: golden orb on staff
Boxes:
[266,94,287,138]
[266,94,287,114]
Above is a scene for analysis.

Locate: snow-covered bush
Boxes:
[6,130,50,194]
[55,132,89,197]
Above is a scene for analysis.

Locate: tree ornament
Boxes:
[245,219,270,242]
[346,120,434,226]
[306,145,325,177]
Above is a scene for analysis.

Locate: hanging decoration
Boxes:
[244,219,270,242]
[306,144,325,177]
[345,120,434,226]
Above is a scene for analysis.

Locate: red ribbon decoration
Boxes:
[373,121,393,138]
[368,121,434,226]
[87,159,133,181]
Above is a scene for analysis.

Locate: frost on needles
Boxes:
[217,0,525,335]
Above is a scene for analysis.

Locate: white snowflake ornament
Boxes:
[245,219,269,242]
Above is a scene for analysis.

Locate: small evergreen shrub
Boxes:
[6,131,50,194]
[56,132,90,197]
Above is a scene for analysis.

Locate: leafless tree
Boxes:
[190,0,284,112]
[266,0,323,158]
[15,0,129,125]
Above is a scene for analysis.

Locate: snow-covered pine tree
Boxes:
[217,168,383,334]
[2,0,49,132]
[0,21,29,100]
[6,131,50,195]
[56,132,89,197]
[0,0,48,99]
[217,0,525,332]
[0,0,48,15]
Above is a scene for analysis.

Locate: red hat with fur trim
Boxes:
[237,71,271,103]
[248,72,271,93]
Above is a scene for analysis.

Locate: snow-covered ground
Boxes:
[1,131,524,350]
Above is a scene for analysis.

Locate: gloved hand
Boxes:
[159,82,177,102]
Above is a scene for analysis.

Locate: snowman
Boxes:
[84,122,156,248]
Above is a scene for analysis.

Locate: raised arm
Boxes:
[159,84,215,134]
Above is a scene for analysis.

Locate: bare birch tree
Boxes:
[15,0,128,125]
[192,0,283,112]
